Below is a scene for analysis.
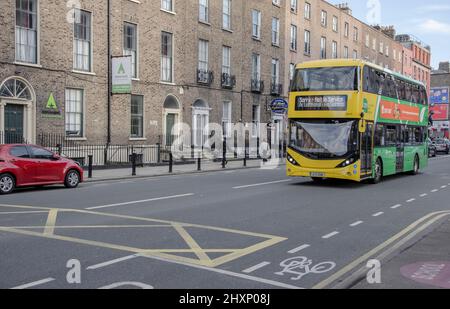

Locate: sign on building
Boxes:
[112,56,132,94]
[430,87,449,121]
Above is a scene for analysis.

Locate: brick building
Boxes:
[430,62,450,138]
[0,0,431,147]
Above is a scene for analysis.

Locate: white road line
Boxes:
[85,193,195,210]
[87,254,139,270]
[288,244,310,254]
[431,189,439,193]
[322,231,339,239]
[139,254,302,289]
[406,198,416,203]
[372,212,384,217]
[11,278,55,289]
[233,179,291,189]
[391,204,403,209]
[350,221,364,227]
[441,185,447,189]
[420,194,428,197]
[242,262,271,274]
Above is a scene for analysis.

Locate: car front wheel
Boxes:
[65,170,80,189]
[0,174,16,195]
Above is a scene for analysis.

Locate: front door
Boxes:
[5,104,24,144]
[165,113,177,146]
[361,123,373,176]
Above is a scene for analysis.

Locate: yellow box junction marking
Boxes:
[0,204,286,268]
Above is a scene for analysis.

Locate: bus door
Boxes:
[396,126,405,173]
[360,123,373,176]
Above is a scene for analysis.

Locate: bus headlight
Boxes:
[336,157,357,168]
[287,154,300,166]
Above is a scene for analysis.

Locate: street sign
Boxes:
[270,99,288,114]
[112,56,132,94]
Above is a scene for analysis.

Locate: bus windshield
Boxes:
[290,120,358,159]
[291,66,359,92]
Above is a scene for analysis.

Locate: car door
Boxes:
[29,146,65,182]
[8,145,37,185]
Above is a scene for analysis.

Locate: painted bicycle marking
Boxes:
[275,256,336,281]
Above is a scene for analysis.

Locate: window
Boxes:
[344,22,349,38]
[385,45,389,57]
[222,101,232,137]
[272,18,280,46]
[304,30,311,55]
[353,27,358,42]
[372,38,376,51]
[272,0,280,5]
[332,16,338,32]
[289,63,295,81]
[252,105,260,137]
[374,124,384,146]
[252,10,261,39]
[271,58,280,85]
[291,0,298,13]
[291,67,358,92]
[199,0,209,23]
[380,42,384,54]
[222,46,231,75]
[223,0,232,30]
[290,25,297,51]
[304,2,311,19]
[365,34,370,47]
[320,37,327,59]
[73,10,91,72]
[252,53,261,81]
[198,39,209,72]
[385,125,397,146]
[30,146,53,160]
[10,146,30,158]
[65,88,84,137]
[332,41,338,59]
[161,0,173,12]
[131,95,144,138]
[344,46,349,59]
[161,31,173,82]
[15,0,38,64]
[123,22,137,78]
[353,50,358,59]
[321,10,327,27]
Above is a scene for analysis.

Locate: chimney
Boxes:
[336,3,352,15]
[438,62,450,73]
[381,26,396,39]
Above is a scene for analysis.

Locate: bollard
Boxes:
[197,157,201,171]
[243,146,247,167]
[169,152,173,173]
[131,152,137,176]
[157,143,161,163]
[222,137,227,169]
[57,144,62,155]
[88,155,93,179]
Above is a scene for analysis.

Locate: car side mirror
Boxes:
[52,154,60,161]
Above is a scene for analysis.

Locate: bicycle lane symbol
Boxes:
[275,257,336,281]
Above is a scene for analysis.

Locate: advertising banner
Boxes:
[430,104,449,121]
[430,87,449,105]
[112,56,132,94]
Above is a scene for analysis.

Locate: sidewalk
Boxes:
[84,158,285,182]
[352,214,450,289]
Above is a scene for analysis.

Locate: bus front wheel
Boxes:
[409,155,420,175]
[371,159,383,184]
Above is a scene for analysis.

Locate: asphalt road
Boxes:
[1,155,450,289]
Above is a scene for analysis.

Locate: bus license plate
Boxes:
[310,172,325,177]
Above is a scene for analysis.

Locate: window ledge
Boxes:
[14,61,42,68]
[159,81,176,86]
[252,36,262,42]
[199,20,211,26]
[222,28,233,33]
[129,137,147,141]
[161,9,176,15]
[72,70,96,76]
[65,137,87,141]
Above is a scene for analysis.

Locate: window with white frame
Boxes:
[15,0,38,64]
[198,39,209,72]
[73,9,91,72]
[252,9,261,39]
[161,31,173,82]
[290,24,297,51]
[65,88,84,137]
[131,95,144,138]
[272,0,280,6]
[222,46,231,76]
[222,101,232,137]
[344,46,349,59]
[353,26,358,42]
[380,42,384,54]
[304,30,311,54]
[320,37,327,59]
[223,0,231,30]
[289,63,295,81]
[332,41,338,59]
[332,16,338,32]
[124,22,137,78]
[271,58,280,85]
[252,105,260,137]
[291,0,298,12]
[344,22,349,37]
[353,50,358,59]
[304,2,311,19]
[385,45,389,57]
[372,38,376,50]
[272,17,280,46]
[321,10,327,27]
[161,0,173,12]
[199,0,209,23]
[365,34,370,47]
[252,53,260,81]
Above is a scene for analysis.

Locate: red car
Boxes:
[0,144,83,194]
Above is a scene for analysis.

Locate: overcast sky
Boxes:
[330,0,450,69]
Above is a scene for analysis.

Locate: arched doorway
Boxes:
[192,99,210,148]
[0,77,36,143]
[163,95,181,146]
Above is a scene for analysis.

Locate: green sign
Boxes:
[112,56,132,94]
[42,92,62,118]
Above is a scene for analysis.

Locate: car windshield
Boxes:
[289,120,358,159]
[290,66,359,92]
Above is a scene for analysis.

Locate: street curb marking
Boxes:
[11,278,55,289]
[312,211,450,289]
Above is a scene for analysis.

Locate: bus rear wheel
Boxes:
[371,159,383,184]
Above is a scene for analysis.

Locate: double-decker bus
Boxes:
[287,59,429,183]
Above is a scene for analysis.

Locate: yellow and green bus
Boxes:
[287,59,429,183]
